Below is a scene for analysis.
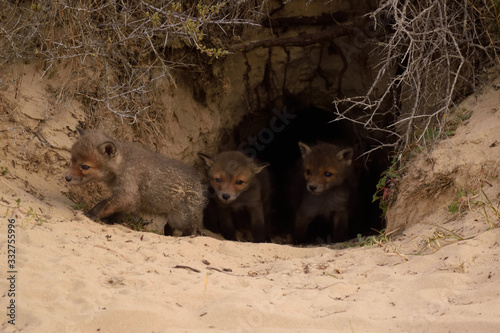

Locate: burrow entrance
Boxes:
[207,97,391,244]
[199,1,394,243]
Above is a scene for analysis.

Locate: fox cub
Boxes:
[199,151,270,242]
[65,129,206,236]
[293,142,356,243]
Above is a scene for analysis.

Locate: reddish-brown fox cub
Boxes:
[199,151,270,242]
[65,129,206,236]
[293,142,356,243]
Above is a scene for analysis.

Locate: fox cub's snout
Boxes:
[299,142,353,195]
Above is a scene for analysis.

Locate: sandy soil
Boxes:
[1,64,500,332]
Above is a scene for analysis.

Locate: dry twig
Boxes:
[333,0,500,158]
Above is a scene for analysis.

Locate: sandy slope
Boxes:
[1,169,500,332]
[1,65,500,332]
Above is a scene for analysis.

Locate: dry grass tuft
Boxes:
[0,0,261,124]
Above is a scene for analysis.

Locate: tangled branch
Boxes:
[333,0,500,157]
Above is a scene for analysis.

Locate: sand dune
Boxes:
[1,180,499,332]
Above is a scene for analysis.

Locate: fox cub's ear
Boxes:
[298,142,312,158]
[198,153,214,167]
[98,141,117,158]
[336,148,353,166]
[252,163,270,175]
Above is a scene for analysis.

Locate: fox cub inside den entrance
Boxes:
[199,151,271,242]
[293,142,357,243]
[65,128,206,236]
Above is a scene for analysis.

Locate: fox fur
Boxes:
[292,142,356,243]
[199,151,270,242]
[65,129,206,236]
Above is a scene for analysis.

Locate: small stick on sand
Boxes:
[172,265,201,273]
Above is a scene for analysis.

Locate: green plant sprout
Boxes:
[373,157,400,215]
[447,187,468,214]
[72,202,85,211]
[444,109,472,137]
[26,207,45,226]
[355,229,389,247]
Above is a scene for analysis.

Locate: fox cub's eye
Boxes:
[305,170,311,176]
[81,165,90,171]
[214,178,222,183]
[235,180,244,185]
[324,171,333,177]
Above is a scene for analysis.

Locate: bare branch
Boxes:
[333,0,499,157]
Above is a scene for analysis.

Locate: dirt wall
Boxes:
[386,71,500,235]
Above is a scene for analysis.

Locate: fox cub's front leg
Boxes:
[294,205,316,244]
[85,196,131,223]
[250,204,266,243]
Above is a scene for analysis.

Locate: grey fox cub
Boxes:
[65,129,206,235]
